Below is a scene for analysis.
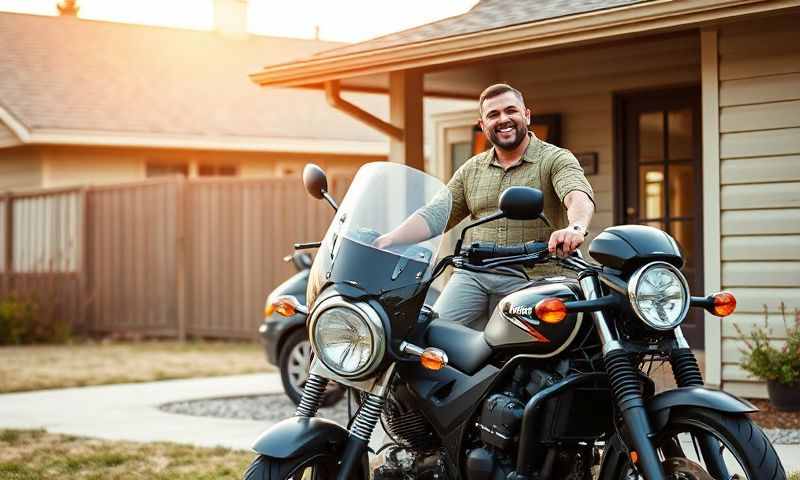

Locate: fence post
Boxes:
[79,187,92,334]
[3,192,12,274]
[175,177,187,342]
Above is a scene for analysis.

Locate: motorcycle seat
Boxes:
[425,319,492,375]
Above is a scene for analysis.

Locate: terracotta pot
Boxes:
[766,379,800,412]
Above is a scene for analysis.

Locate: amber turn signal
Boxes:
[711,291,736,317]
[420,348,448,371]
[265,296,301,317]
[534,298,567,323]
[630,451,639,464]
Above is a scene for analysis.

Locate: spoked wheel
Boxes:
[609,407,786,480]
[244,454,342,480]
[279,330,344,407]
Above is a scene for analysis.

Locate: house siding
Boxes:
[716,14,800,399]
[40,146,382,188]
[0,146,42,190]
[500,32,700,245]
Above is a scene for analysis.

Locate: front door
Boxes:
[617,87,704,346]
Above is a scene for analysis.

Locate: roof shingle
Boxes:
[0,12,391,143]
[307,0,648,60]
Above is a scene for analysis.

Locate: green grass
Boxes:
[0,339,273,393]
[0,429,253,479]
[789,471,799,480]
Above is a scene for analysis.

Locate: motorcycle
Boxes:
[244,161,786,480]
[260,251,441,407]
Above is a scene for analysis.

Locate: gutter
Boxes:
[324,80,403,141]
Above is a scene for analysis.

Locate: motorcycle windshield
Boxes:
[309,162,452,301]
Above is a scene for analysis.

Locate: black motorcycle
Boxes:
[244,162,785,480]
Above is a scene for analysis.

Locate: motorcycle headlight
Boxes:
[308,297,385,378]
[628,261,690,331]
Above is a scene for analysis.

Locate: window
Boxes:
[198,164,238,176]
[146,162,188,177]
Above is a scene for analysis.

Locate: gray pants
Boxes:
[433,269,530,330]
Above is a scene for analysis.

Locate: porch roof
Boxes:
[250,0,799,94]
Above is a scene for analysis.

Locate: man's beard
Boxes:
[487,120,528,151]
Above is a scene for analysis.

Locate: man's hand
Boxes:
[548,226,585,256]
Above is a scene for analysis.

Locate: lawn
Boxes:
[0,429,254,479]
[0,340,273,393]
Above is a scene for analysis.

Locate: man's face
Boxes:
[479,91,531,152]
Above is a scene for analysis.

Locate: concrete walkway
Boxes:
[0,373,798,473]
[0,373,281,450]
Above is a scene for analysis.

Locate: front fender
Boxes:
[252,416,349,458]
[647,386,757,431]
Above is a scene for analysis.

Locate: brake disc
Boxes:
[662,457,715,480]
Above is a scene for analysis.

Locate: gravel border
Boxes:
[160,393,352,426]
[160,394,800,445]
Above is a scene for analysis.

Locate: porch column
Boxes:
[389,70,424,171]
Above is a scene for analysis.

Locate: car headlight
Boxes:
[628,261,690,331]
[308,297,385,378]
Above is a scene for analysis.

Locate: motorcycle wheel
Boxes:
[243,453,366,480]
[279,330,344,407]
[602,407,786,480]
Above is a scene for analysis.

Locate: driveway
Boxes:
[1,373,798,473]
[0,373,280,450]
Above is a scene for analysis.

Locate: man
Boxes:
[376,83,595,328]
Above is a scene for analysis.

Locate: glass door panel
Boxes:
[621,88,703,346]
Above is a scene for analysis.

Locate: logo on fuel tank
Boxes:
[508,304,534,316]
[502,303,549,343]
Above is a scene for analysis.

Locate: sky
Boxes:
[0,0,478,42]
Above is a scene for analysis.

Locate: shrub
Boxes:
[735,303,800,386]
[0,297,35,345]
[0,294,71,345]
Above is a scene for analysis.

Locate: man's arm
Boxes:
[547,150,596,255]
[374,162,471,249]
[548,190,595,254]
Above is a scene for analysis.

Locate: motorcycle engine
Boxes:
[466,363,577,480]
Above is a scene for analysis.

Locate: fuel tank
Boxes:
[484,280,584,357]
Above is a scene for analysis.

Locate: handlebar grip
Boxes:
[466,241,548,262]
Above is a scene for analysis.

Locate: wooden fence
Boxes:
[0,174,351,340]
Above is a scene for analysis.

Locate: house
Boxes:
[0,1,473,190]
[250,0,800,397]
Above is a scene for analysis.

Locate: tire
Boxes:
[602,407,786,480]
[244,454,340,480]
[278,329,344,407]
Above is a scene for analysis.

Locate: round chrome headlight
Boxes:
[308,297,385,378]
[628,261,690,331]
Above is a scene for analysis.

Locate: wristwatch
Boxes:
[570,223,588,236]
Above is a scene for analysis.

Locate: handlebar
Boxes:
[464,241,549,263]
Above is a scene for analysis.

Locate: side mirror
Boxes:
[498,187,543,220]
[303,164,328,200]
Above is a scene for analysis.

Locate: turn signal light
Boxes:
[264,296,301,317]
[420,348,448,371]
[630,451,639,464]
[535,298,567,323]
[711,291,736,317]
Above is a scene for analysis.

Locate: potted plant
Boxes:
[735,302,800,411]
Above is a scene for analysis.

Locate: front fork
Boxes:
[581,272,729,480]
[579,272,667,480]
[295,366,394,480]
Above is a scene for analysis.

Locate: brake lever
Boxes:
[294,242,322,250]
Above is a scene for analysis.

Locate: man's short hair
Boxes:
[478,83,525,116]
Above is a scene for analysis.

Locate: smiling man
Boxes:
[376,83,595,328]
